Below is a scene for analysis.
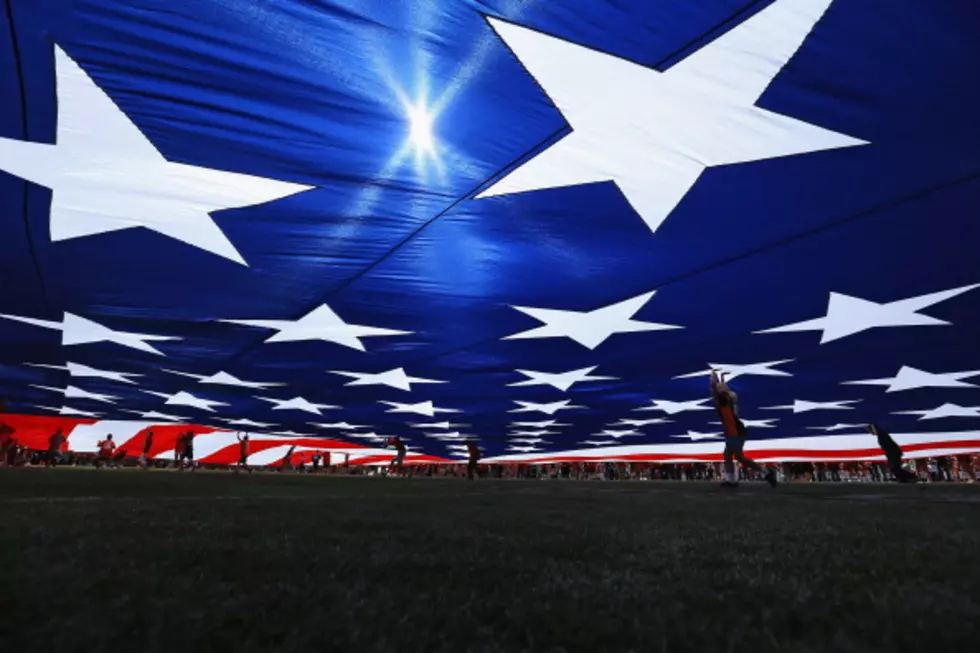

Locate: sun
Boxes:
[406,102,435,153]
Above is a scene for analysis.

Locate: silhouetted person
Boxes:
[139,430,154,469]
[387,436,406,475]
[466,440,481,480]
[867,424,917,483]
[711,371,776,488]
[46,428,66,467]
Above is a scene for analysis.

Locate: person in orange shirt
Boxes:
[711,371,776,488]
[96,435,116,469]
[235,433,251,474]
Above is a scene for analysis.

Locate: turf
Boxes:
[1,470,978,653]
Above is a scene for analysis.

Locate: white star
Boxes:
[31,384,117,404]
[122,410,186,422]
[510,420,569,428]
[807,423,865,432]
[271,430,310,437]
[509,399,584,415]
[218,417,276,428]
[581,440,617,447]
[347,431,389,441]
[257,396,339,415]
[672,430,723,441]
[477,1,866,232]
[163,369,284,389]
[509,437,549,445]
[142,390,229,413]
[710,418,778,429]
[507,445,542,453]
[509,366,616,391]
[763,399,860,413]
[893,403,980,421]
[756,283,980,344]
[27,361,142,384]
[380,400,460,417]
[595,429,641,439]
[504,291,680,350]
[329,367,444,391]
[673,359,793,381]
[0,47,311,265]
[509,430,558,437]
[35,405,101,418]
[1,312,177,355]
[410,421,468,429]
[309,422,369,430]
[611,417,672,427]
[426,431,471,442]
[222,303,410,352]
[843,365,980,393]
[635,399,712,415]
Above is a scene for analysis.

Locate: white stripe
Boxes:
[68,421,153,453]
[482,431,980,463]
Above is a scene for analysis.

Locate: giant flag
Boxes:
[1,0,979,464]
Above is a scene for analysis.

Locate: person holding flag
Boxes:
[710,370,777,488]
[235,432,252,474]
[867,424,918,483]
[139,430,154,469]
[95,434,116,469]
[466,439,482,480]
[46,428,66,467]
[387,436,406,476]
[178,431,196,471]
[281,444,296,472]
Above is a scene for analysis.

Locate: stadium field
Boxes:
[1,469,978,652]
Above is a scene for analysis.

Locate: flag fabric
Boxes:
[0,413,445,466]
[1,0,978,463]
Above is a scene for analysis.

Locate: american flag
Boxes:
[1,0,978,464]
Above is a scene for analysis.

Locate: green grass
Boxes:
[1,469,978,653]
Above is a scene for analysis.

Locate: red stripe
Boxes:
[3,414,976,465]
[0,414,94,449]
[510,440,980,464]
[120,424,224,458]
[351,454,452,466]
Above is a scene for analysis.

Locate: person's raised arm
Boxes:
[718,372,731,392]
[710,370,730,396]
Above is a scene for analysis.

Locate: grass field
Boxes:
[1,470,978,653]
